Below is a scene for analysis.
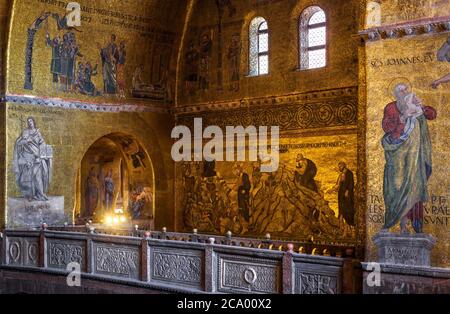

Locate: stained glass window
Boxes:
[249,17,269,76]
[299,7,327,70]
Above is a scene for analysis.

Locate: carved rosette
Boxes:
[217,254,281,294]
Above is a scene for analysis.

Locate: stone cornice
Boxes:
[1,94,172,114]
[359,16,450,42]
[175,86,358,116]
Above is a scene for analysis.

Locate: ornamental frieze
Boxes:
[177,98,357,132]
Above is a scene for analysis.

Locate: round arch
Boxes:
[76,132,156,229]
[60,114,173,231]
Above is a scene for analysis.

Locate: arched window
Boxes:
[299,7,327,70]
[249,17,269,76]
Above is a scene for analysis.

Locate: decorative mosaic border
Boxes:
[176,88,358,132]
[1,94,171,114]
[175,86,357,115]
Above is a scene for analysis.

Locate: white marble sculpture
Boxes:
[13,117,53,201]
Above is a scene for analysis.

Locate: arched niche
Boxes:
[75,133,155,229]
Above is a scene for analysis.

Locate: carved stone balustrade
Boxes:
[0,228,361,294]
[47,225,357,258]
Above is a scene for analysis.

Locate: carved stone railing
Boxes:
[47,225,357,258]
[0,227,361,294]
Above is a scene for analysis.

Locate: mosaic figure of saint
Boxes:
[103,170,115,211]
[336,162,355,226]
[294,153,318,192]
[83,62,99,96]
[59,31,82,91]
[203,160,217,178]
[227,33,241,92]
[99,34,120,94]
[129,186,152,219]
[75,61,99,96]
[13,117,52,202]
[198,33,213,90]
[45,32,62,85]
[116,41,127,98]
[74,61,85,92]
[85,167,99,217]
[238,172,251,222]
[381,83,437,233]
[184,41,199,94]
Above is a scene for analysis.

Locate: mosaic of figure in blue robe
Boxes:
[99,34,120,95]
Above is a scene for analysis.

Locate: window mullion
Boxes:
[307,45,326,51]
[308,22,326,29]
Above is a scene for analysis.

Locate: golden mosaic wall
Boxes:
[0,104,4,228]
[174,84,362,246]
[364,33,450,267]
[171,0,363,249]
[0,0,11,228]
[0,0,188,228]
[4,103,175,229]
[373,0,450,26]
[0,0,10,93]
[175,132,359,245]
[7,0,188,105]
[177,0,359,105]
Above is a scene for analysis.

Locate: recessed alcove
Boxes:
[75,133,154,229]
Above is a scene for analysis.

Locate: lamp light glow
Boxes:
[105,215,113,225]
